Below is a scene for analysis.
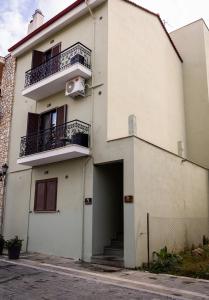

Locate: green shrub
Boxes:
[5,236,23,249]
[150,246,182,273]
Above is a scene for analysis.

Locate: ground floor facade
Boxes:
[3,137,209,268]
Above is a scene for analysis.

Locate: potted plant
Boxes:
[0,235,5,255]
[6,236,23,259]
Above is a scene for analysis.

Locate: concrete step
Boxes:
[91,255,124,268]
[110,239,123,249]
[104,247,124,257]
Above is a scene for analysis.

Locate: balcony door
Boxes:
[25,105,67,155]
[39,110,57,151]
[31,43,61,84]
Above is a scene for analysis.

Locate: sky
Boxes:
[0,0,209,56]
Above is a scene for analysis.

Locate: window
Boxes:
[25,105,67,155]
[31,43,61,68]
[34,178,58,212]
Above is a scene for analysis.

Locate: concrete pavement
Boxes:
[0,254,208,299]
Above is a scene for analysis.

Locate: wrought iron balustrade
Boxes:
[25,42,91,87]
[19,120,90,157]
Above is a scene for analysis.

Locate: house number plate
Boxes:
[124,195,134,203]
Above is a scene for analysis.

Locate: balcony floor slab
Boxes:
[22,63,91,100]
[17,144,90,166]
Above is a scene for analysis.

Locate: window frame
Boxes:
[34,178,58,212]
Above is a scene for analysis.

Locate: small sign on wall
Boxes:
[124,195,134,203]
[85,198,92,205]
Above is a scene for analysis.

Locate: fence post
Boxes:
[147,212,150,268]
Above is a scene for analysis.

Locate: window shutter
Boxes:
[27,113,39,135]
[34,181,46,211]
[52,44,61,57]
[26,113,39,155]
[32,50,44,68]
[46,179,57,211]
[56,105,67,147]
[56,105,67,126]
[51,44,61,73]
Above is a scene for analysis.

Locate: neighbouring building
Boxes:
[0,55,16,230]
[3,0,209,268]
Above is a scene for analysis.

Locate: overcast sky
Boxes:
[0,0,209,56]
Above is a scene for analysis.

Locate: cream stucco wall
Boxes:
[4,0,209,269]
[171,20,209,168]
[107,0,186,156]
[134,138,209,266]
[4,1,136,267]
[4,2,108,261]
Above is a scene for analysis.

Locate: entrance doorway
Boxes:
[92,161,123,266]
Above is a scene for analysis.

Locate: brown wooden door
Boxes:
[56,105,67,147]
[26,112,39,155]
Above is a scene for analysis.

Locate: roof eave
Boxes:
[9,0,105,57]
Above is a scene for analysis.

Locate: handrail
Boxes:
[24,42,91,87]
[19,120,91,157]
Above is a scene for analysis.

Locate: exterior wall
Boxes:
[171,20,209,168]
[0,55,16,226]
[134,138,209,266]
[4,0,209,269]
[107,0,186,156]
[4,2,111,262]
[28,158,92,258]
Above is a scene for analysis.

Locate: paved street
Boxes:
[0,260,174,300]
[0,256,209,299]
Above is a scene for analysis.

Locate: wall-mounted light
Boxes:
[0,163,8,181]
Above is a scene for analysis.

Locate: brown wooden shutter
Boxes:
[27,113,39,135]
[34,181,46,211]
[26,113,40,155]
[52,44,61,57]
[51,44,61,73]
[32,50,44,68]
[56,105,67,126]
[56,105,67,147]
[46,179,57,211]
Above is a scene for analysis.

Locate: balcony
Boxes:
[17,120,90,166]
[22,43,92,100]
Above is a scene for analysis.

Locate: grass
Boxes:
[146,245,209,280]
[171,246,209,279]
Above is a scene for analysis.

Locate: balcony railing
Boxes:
[25,43,91,88]
[19,120,90,157]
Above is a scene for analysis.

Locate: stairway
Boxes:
[91,233,124,268]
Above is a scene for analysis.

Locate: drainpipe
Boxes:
[81,156,92,261]
[80,0,96,262]
[85,0,95,19]
[0,172,7,235]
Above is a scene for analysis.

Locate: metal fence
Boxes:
[19,120,90,157]
[24,42,91,87]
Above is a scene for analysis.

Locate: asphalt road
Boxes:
[0,260,184,300]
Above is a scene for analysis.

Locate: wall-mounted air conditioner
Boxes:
[65,76,85,98]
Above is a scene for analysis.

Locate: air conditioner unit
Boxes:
[65,76,85,98]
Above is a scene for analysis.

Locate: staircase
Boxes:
[91,233,124,268]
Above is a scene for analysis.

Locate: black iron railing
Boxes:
[19,120,90,157]
[25,42,91,87]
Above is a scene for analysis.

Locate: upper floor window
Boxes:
[31,43,61,69]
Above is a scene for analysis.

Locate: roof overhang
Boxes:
[10,0,106,57]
